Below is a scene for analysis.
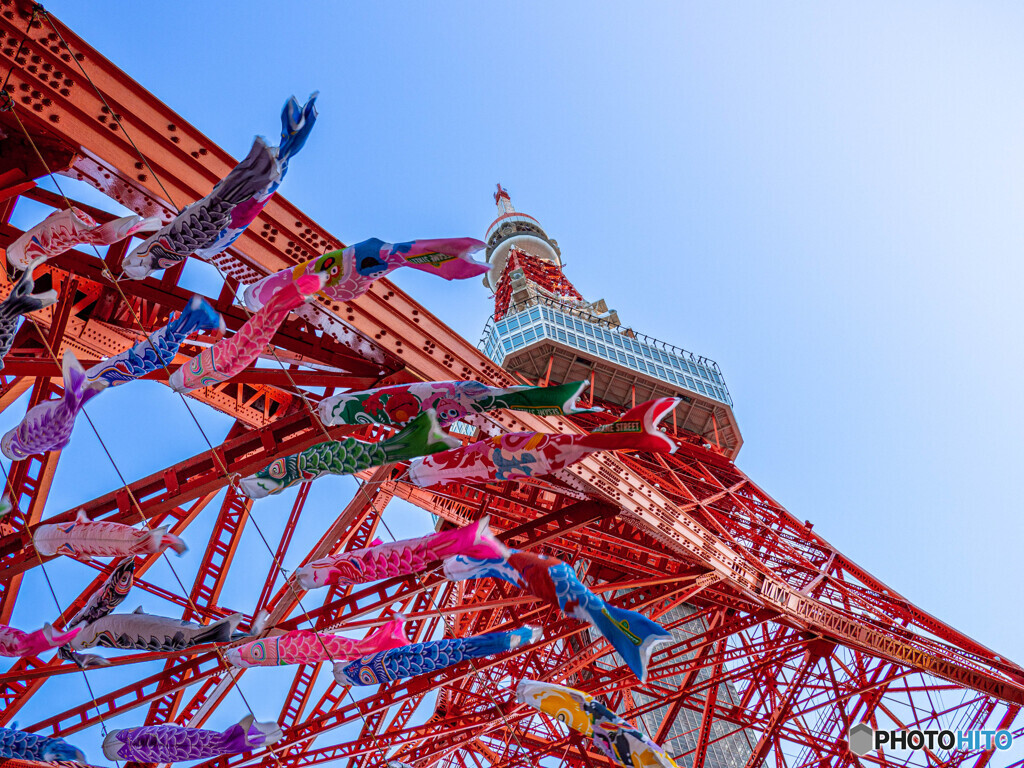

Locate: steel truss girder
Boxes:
[0,3,1019,766]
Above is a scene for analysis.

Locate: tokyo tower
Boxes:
[0,2,1020,768]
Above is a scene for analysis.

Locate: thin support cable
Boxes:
[15,24,536,759]
[0,5,39,103]
[0,460,121,768]
[21,315,278,754]
[5,102,404,765]
[41,12,180,214]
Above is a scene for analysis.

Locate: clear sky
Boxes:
[5,1,1024,764]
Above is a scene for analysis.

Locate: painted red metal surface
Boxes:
[0,3,1018,768]
[493,247,583,321]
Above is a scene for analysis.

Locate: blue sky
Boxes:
[5,1,1024,763]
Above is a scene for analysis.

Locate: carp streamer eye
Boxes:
[316,255,339,277]
[250,642,266,661]
[359,667,377,684]
[269,460,287,479]
[439,406,462,422]
[357,254,387,276]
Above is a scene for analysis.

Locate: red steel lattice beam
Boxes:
[0,4,1018,768]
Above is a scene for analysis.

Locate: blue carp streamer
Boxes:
[0,727,86,762]
[334,626,540,686]
[87,296,223,386]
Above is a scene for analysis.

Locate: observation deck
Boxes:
[480,296,741,456]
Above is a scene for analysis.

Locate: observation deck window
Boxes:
[479,302,733,406]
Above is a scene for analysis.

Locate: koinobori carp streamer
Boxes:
[226,617,408,668]
[333,626,540,686]
[0,727,86,762]
[444,549,672,683]
[239,410,457,499]
[407,398,681,487]
[87,296,224,387]
[0,622,80,658]
[243,236,489,310]
[168,274,323,392]
[318,379,597,428]
[66,558,137,629]
[516,680,680,768]
[102,716,282,762]
[67,607,242,654]
[6,207,158,270]
[122,95,317,280]
[1,351,107,459]
[0,258,57,370]
[33,510,187,560]
[295,516,507,590]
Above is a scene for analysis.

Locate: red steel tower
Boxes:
[0,4,1020,768]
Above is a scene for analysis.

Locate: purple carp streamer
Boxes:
[517,681,680,768]
[318,379,597,428]
[1,351,107,459]
[6,207,158,270]
[33,510,187,560]
[0,622,79,658]
[86,296,224,386]
[102,716,282,762]
[0,728,86,762]
[0,258,58,369]
[227,617,408,668]
[295,516,508,590]
[122,95,317,280]
[168,274,324,392]
[333,626,540,686]
[243,237,488,310]
[66,558,136,629]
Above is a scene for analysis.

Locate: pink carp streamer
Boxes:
[6,207,158,270]
[102,716,282,762]
[0,622,80,657]
[408,398,681,487]
[295,516,508,591]
[242,237,488,310]
[33,510,187,560]
[226,617,407,668]
[169,273,325,392]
